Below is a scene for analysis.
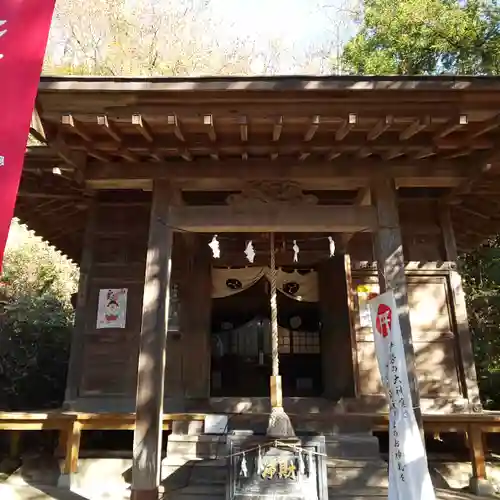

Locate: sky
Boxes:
[206,0,358,73]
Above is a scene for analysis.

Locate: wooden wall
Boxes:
[352,273,463,400]
[349,199,467,408]
[66,191,212,410]
[65,194,473,412]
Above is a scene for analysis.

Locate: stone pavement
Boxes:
[0,483,497,500]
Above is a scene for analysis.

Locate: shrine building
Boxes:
[15,75,500,497]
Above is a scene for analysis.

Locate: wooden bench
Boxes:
[1,410,500,482]
[0,411,206,476]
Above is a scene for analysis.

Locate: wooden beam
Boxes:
[57,133,493,152]
[169,204,377,233]
[342,187,371,248]
[61,114,91,142]
[97,115,122,143]
[367,116,393,141]
[304,115,320,142]
[399,116,431,141]
[132,180,174,500]
[335,113,357,141]
[440,205,482,411]
[84,158,468,191]
[372,175,424,435]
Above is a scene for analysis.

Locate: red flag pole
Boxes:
[0,0,56,274]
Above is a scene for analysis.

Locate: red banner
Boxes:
[0,0,56,274]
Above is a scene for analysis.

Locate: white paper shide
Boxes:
[368,291,436,500]
[97,288,128,329]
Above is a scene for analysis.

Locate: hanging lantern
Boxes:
[209,235,220,259]
[244,240,256,263]
[328,236,336,257]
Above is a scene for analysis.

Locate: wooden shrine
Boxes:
[16,75,500,498]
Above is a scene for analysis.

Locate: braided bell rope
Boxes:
[269,233,279,377]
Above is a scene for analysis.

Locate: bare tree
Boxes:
[44,0,254,76]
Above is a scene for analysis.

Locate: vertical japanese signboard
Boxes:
[0,1,56,274]
[369,291,436,500]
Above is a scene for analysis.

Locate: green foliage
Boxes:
[461,239,500,409]
[342,0,500,75]
[340,0,500,407]
[0,221,78,410]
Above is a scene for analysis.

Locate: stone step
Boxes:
[324,435,380,459]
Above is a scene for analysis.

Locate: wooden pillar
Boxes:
[182,234,211,398]
[64,198,96,407]
[468,424,486,479]
[131,180,174,500]
[371,176,423,430]
[440,205,482,410]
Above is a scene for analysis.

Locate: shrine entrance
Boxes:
[210,264,323,398]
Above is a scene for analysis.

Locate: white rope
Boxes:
[217,439,327,460]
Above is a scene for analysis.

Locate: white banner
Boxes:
[368,291,436,500]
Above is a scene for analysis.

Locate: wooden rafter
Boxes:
[204,115,217,142]
[335,114,357,141]
[358,148,372,159]
[384,147,405,160]
[326,150,341,161]
[413,148,435,160]
[118,149,140,162]
[239,116,248,142]
[61,114,92,142]
[132,114,154,142]
[304,115,320,142]
[399,116,431,141]
[97,115,122,143]
[367,115,393,141]
[446,160,493,204]
[434,114,468,139]
[273,116,283,141]
[444,148,473,160]
[167,114,185,142]
[468,114,500,139]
